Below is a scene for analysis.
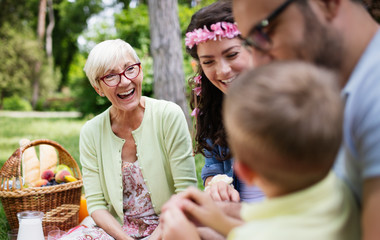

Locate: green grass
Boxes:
[0,116,205,239]
[0,117,86,167]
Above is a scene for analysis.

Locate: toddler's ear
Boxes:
[234,160,257,186]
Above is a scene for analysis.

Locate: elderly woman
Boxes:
[80,39,197,240]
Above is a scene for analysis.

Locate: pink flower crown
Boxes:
[185,21,241,49]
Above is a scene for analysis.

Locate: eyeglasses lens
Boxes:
[103,64,140,87]
[124,65,140,79]
[250,29,272,52]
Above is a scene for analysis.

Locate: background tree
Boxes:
[0,23,44,109]
[53,0,102,91]
[73,0,216,117]
[0,0,103,111]
[31,0,47,108]
[148,0,190,124]
[0,0,218,114]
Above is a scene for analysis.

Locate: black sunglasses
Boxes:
[240,0,297,52]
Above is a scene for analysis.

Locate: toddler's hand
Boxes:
[205,181,240,202]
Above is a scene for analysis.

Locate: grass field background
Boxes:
[0,115,204,239]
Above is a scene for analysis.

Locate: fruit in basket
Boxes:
[64,175,78,182]
[55,170,71,183]
[35,179,48,187]
[55,164,74,176]
[41,169,55,181]
[44,179,60,186]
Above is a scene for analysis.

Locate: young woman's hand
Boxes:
[205,178,240,202]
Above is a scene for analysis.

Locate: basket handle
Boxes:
[0,148,22,190]
[0,139,82,190]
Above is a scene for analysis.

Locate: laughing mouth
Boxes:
[221,76,236,84]
[118,88,135,99]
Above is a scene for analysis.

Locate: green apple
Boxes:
[54,164,74,176]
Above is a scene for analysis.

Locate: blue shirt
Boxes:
[335,29,380,205]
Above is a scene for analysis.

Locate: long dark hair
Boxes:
[187,0,234,160]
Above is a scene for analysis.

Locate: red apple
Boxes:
[41,169,55,181]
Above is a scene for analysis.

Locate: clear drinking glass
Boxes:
[47,230,67,240]
[17,211,44,240]
[7,229,18,240]
[43,225,60,240]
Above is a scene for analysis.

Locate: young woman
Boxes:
[186,0,264,203]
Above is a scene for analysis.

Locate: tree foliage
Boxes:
[0,23,44,108]
[115,4,150,50]
[0,0,104,110]
[53,0,103,89]
[0,0,39,28]
[0,0,217,112]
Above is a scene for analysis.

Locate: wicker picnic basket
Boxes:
[0,139,83,232]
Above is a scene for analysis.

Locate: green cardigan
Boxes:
[79,97,197,224]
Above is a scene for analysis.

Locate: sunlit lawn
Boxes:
[0,115,204,239]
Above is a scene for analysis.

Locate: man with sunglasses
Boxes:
[233,0,380,239]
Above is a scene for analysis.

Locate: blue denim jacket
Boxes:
[200,141,240,192]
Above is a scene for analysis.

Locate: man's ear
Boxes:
[311,0,341,21]
[234,160,257,185]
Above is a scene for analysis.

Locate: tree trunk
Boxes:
[32,0,47,109]
[37,0,46,41]
[46,0,55,67]
[148,0,191,127]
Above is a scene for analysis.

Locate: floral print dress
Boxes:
[122,161,159,239]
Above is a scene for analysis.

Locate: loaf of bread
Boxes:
[39,144,58,172]
[19,138,40,186]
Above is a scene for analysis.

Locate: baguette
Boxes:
[39,144,58,173]
[19,139,40,186]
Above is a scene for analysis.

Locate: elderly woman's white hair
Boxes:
[84,39,140,88]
